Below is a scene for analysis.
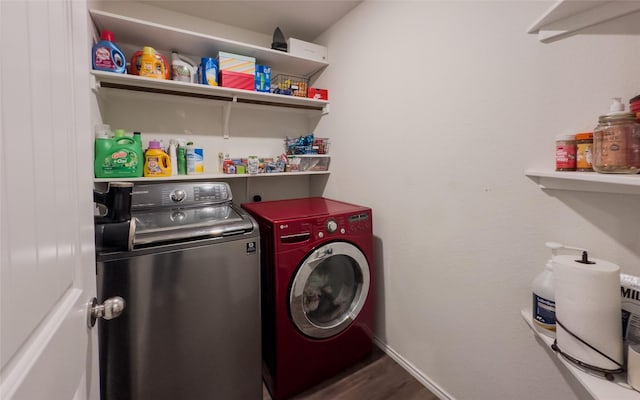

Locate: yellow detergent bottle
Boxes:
[138,47,166,79]
[144,140,172,177]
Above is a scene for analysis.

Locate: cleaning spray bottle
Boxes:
[171,51,197,83]
[532,242,587,332]
[532,242,559,332]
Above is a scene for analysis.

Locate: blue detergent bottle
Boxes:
[92,30,126,74]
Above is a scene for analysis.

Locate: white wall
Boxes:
[314,2,640,400]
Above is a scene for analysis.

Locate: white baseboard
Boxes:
[373,337,455,400]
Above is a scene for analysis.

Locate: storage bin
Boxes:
[287,155,330,172]
[272,74,308,97]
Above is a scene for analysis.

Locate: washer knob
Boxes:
[170,190,186,202]
[326,219,338,233]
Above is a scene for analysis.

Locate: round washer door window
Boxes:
[289,241,370,339]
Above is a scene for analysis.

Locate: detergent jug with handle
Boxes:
[94,128,144,178]
[144,140,172,177]
[171,51,197,83]
[133,47,169,79]
[92,30,126,74]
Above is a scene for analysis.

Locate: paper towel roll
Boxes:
[554,254,623,371]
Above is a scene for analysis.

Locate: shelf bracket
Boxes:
[222,96,237,139]
[322,103,330,116]
[91,75,100,93]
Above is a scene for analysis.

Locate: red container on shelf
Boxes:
[631,94,640,118]
[307,87,328,100]
[220,70,254,90]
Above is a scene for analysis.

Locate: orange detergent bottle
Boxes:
[144,140,172,177]
[138,47,167,79]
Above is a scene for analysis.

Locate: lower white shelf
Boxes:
[94,170,329,183]
[521,309,639,400]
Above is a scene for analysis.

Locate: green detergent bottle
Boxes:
[94,129,144,178]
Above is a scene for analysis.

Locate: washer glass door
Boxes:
[289,241,370,339]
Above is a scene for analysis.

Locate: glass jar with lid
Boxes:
[592,112,640,174]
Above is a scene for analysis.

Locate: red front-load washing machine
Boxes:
[242,197,375,400]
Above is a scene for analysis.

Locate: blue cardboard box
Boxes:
[255,65,271,93]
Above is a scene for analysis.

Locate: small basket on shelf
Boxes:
[285,136,330,155]
[271,74,309,97]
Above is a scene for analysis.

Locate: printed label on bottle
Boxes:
[146,155,162,174]
[599,130,627,167]
[533,293,556,329]
[555,143,576,170]
[576,142,593,170]
[100,151,138,174]
[94,47,124,70]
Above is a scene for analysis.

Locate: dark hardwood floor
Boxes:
[262,346,439,400]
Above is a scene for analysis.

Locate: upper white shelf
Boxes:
[521,309,639,400]
[525,169,640,195]
[89,9,329,78]
[528,0,640,43]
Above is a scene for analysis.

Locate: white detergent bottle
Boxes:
[171,51,197,83]
[532,242,560,331]
[168,140,178,176]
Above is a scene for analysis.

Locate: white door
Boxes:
[0,0,99,399]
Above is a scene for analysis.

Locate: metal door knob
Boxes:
[87,296,125,328]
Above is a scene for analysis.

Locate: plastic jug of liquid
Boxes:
[171,51,197,83]
[130,47,169,79]
[94,128,144,178]
[92,30,126,74]
[144,140,172,177]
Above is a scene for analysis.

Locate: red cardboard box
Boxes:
[307,87,328,100]
[220,70,254,91]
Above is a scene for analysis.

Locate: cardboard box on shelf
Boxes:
[255,65,271,93]
[217,51,256,74]
[287,38,328,63]
[307,88,328,100]
[220,70,254,90]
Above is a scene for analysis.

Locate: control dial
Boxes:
[326,219,338,233]
[170,189,187,203]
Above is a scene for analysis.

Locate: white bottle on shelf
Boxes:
[532,242,559,331]
[168,140,178,176]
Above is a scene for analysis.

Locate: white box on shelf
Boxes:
[287,38,328,62]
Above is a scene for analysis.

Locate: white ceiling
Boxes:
[136,0,362,42]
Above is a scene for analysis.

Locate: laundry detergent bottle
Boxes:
[138,47,167,79]
[94,128,144,178]
[171,51,197,83]
[92,30,126,74]
[144,140,172,177]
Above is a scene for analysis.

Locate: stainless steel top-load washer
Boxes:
[94,181,261,400]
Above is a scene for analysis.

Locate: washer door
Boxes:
[289,241,370,339]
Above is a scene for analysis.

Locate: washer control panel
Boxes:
[131,182,231,209]
[313,212,371,238]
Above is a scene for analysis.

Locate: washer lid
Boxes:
[132,205,254,246]
[242,197,369,222]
